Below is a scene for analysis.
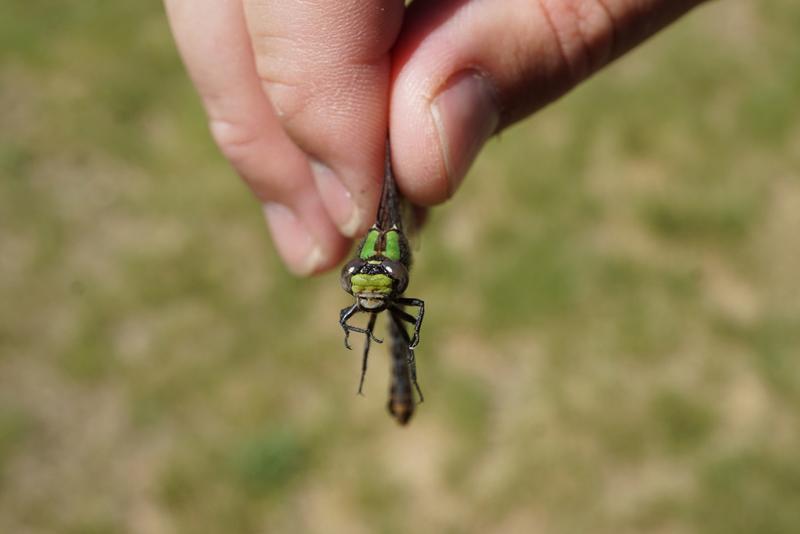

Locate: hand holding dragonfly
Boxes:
[165,0,708,276]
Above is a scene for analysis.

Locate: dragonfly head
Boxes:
[340,256,409,311]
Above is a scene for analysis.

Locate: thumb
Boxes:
[389,0,706,205]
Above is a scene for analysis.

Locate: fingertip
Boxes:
[390,77,452,206]
[430,70,499,196]
[390,71,499,207]
[263,201,350,277]
[310,161,368,238]
[263,202,319,276]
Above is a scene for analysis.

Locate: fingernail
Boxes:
[263,202,324,276]
[431,71,499,196]
[310,161,362,237]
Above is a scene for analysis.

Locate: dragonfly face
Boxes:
[340,226,409,312]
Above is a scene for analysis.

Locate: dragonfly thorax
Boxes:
[359,227,403,263]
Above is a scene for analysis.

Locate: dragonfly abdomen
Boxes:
[387,315,415,425]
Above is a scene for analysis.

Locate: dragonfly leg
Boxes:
[357,313,378,396]
[389,309,424,404]
[339,304,359,350]
[407,348,424,403]
[340,304,383,350]
[395,297,425,349]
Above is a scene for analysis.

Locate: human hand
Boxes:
[165,0,705,275]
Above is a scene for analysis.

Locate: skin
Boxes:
[164,0,707,276]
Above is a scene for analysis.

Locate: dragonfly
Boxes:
[339,141,425,425]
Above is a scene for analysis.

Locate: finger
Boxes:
[164,0,350,275]
[242,0,405,237]
[390,0,706,205]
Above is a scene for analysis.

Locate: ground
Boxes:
[1,2,800,533]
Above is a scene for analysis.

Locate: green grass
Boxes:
[2,1,800,533]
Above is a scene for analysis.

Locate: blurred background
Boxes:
[2,1,800,533]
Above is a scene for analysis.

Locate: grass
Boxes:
[2,1,800,533]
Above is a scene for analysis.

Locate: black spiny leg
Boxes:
[406,347,424,404]
[389,309,424,403]
[340,304,383,350]
[357,312,378,396]
[394,297,425,349]
[339,304,358,350]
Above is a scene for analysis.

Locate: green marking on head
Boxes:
[359,230,380,260]
[350,273,393,294]
[385,230,401,261]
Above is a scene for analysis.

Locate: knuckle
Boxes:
[249,44,314,127]
[207,118,303,203]
[537,0,617,81]
[257,77,312,129]
[208,118,261,165]
[248,52,316,138]
[577,0,617,69]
